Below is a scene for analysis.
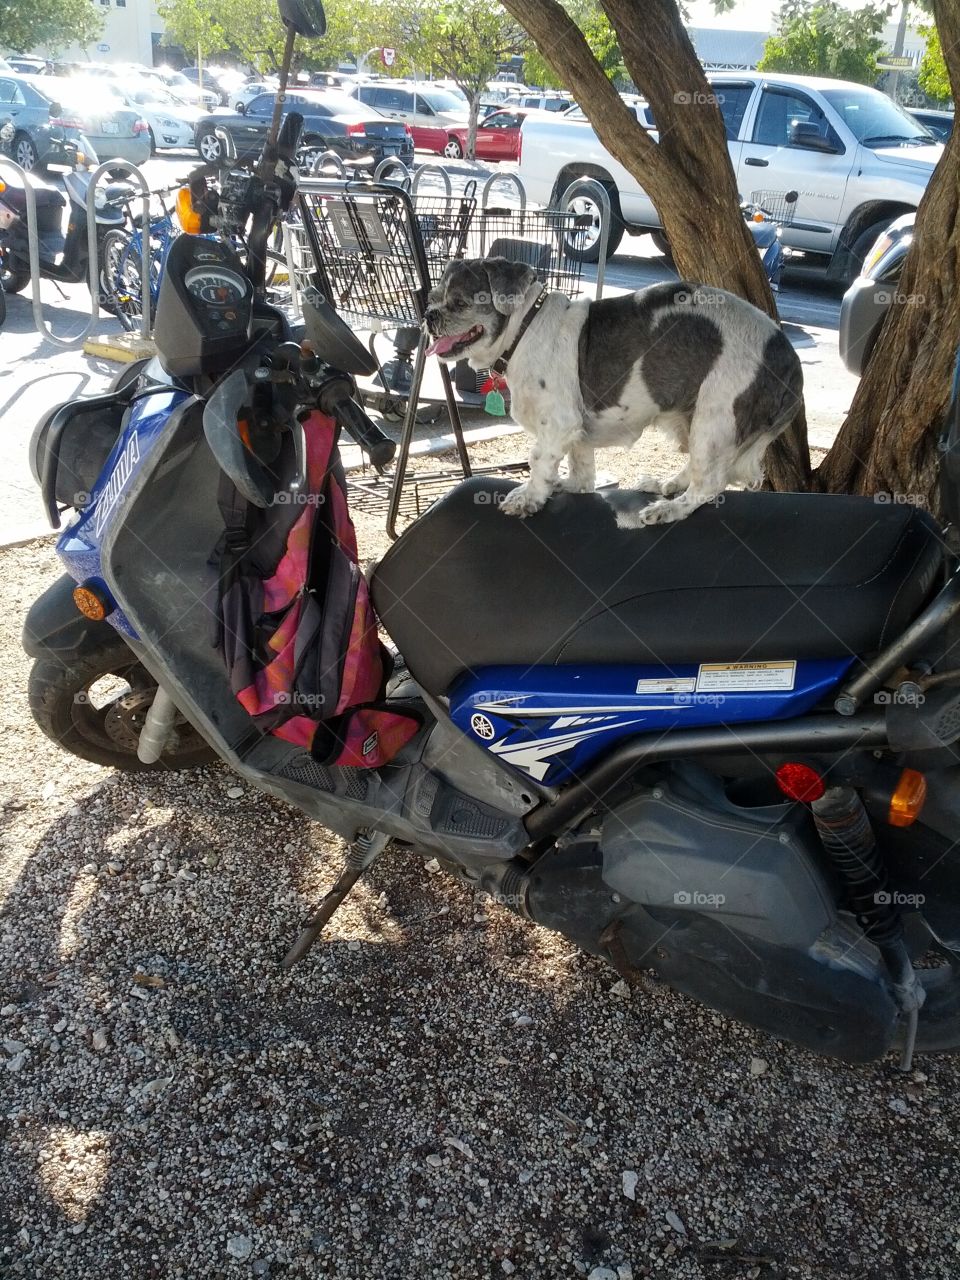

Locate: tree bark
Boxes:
[499,0,811,490]
[816,0,960,513]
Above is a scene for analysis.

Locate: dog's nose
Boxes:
[424,305,441,334]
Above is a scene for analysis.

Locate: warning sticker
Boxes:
[635,676,697,694]
[696,661,797,693]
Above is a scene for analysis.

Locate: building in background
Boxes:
[32,0,165,67]
[688,20,928,73]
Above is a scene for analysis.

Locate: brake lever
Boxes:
[289,415,307,495]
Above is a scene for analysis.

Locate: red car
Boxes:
[442,109,524,161]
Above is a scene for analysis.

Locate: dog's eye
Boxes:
[450,298,467,311]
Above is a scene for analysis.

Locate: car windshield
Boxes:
[129,85,179,107]
[820,87,930,146]
[59,81,126,111]
[418,89,464,113]
[300,90,369,118]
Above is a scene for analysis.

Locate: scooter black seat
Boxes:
[0,185,65,215]
[371,478,944,695]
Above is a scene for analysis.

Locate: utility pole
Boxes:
[888,1,909,104]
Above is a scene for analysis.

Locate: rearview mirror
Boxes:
[789,120,839,153]
[236,101,246,115]
[277,0,326,37]
[48,101,63,118]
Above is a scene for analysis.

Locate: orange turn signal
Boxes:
[888,768,927,828]
[73,583,109,622]
[176,186,203,235]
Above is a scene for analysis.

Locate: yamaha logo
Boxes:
[470,713,495,740]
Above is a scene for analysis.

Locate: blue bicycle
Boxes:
[99,185,180,332]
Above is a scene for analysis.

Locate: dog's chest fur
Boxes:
[502,283,768,446]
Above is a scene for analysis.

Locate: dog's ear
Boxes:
[485,257,537,316]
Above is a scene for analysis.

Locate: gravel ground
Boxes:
[3,432,959,1280]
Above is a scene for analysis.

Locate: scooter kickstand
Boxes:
[282,829,390,968]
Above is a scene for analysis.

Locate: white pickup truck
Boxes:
[518,71,944,281]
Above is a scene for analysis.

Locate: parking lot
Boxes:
[0,148,858,543]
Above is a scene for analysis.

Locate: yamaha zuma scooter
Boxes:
[21,0,960,1069]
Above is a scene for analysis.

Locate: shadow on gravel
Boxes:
[2,748,960,1278]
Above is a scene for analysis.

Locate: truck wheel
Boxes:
[561,183,625,263]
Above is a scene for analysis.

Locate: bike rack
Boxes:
[480,170,526,212]
[307,150,347,177]
[559,176,611,300]
[0,156,153,347]
[411,164,452,198]
[373,157,412,187]
[86,159,154,340]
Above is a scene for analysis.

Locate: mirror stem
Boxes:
[258,22,298,181]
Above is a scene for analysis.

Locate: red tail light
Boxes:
[133,119,149,134]
[345,122,366,136]
[49,116,84,129]
[404,124,412,136]
[775,762,826,803]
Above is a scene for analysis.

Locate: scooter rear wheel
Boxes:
[29,640,216,772]
[0,248,31,295]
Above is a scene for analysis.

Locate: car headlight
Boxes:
[158,118,179,128]
[862,230,897,278]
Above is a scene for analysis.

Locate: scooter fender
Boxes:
[22,573,118,663]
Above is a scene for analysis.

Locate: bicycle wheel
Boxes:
[100,229,142,333]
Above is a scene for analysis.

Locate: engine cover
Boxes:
[522,773,901,1062]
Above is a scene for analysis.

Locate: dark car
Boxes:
[0,72,89,170]
[907,107,954,143]
[838,213,914,375]
[194,89,413,166]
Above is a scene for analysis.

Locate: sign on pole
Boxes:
[381,47,396,68]
[877,54,913,70]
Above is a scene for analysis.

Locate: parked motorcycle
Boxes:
[20,0,960,1069]
[0,135,133,302]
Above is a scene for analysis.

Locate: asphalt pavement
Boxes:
[0,149,859,545]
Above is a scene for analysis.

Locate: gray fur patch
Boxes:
[734,330,804,444]
[577,282,722,414]
[641,314,723,414]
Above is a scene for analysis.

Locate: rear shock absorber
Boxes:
[811,786,925,1070]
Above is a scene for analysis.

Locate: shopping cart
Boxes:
[748,189,799,228]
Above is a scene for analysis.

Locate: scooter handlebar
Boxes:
[321,380,396,470]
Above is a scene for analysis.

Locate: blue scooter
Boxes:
[20,0,960,1066]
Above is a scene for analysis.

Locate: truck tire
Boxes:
[561,181,625,263]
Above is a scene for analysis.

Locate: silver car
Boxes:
[838,213,914,375]
[52,79,151,166]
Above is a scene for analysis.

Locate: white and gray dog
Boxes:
[425,257,803,525]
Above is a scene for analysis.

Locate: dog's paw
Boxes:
[557,476,595,494]
[500,485,547,518]
[636,498,687,526]
[634,474,664,495]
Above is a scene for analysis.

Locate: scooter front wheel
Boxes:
[29,640,216,772]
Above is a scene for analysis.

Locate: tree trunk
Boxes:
[465,94,480,160]
[498,0,810,490]
[816,0,960,513]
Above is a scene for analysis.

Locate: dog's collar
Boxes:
[491,286,549,376]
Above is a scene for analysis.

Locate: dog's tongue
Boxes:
[426,330,472,357]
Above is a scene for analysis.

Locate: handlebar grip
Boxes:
[332,395,396,470]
